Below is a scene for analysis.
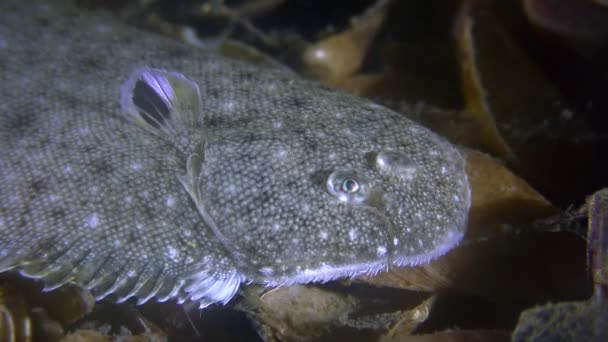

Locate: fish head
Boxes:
[196,94,471,286]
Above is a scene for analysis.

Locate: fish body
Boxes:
[0,0,470,308]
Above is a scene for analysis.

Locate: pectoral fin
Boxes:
[120,67,206,152]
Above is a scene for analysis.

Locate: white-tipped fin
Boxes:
[181,267,243,309]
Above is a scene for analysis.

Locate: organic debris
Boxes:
[512,189,608,341]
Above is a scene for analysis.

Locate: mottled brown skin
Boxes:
[0,0,470,308]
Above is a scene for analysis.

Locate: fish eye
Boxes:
[375,150,417,181]
[327,169,371,204]
[342,179,359,193]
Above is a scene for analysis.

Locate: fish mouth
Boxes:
[323,165,399,265]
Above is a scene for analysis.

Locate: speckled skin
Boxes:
[0,0,471,308]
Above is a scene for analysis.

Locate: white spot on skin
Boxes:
[124,196,132,204]
[260,267,274,276]
[415,210,424,220]
[165,195,176,207]
[86,213,99,228]
[453,194,461,202]
[223,100,237,111]
[272,120,283,129]
[441,166,448,175]
[393,237,400,246]
[127,269,137,277]
[418,239,424,247]
[113,239,121,247]
[167,246,179,261]
[225,184,237,195]
[62,165,72,174]
[348,229,357,241]
[343,128,354,137]
[319,231,329,240]
[130,162,142,171]
[272,223,281,232]
[377,246,387,256]
[275,148,288,160]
